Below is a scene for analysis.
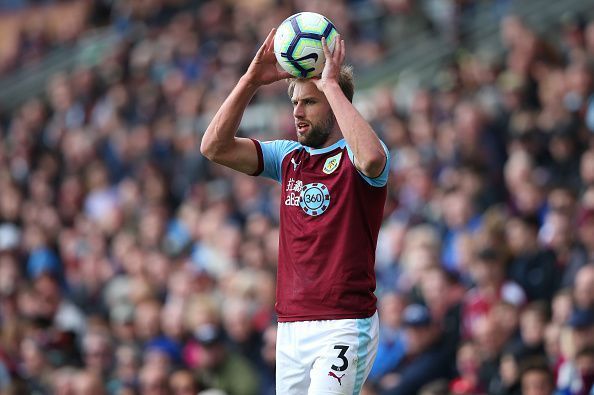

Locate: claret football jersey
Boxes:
[252,138,390,322]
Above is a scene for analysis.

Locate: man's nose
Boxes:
[293,102,304,118]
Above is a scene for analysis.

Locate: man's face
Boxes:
[521,371,553,395]
[169,371,196,395]
[574,267,594,310]
[291,80,334,148]
[139,364,168,395]
[578,218,594,249]
[405,326,433,355]
[199,342,225,369]
[573,325,594,351]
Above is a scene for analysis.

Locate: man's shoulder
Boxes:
[260,139,302,148]
[259,139,302,159]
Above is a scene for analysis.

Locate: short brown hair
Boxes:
[520,357,554,387]
[287,64,354,102]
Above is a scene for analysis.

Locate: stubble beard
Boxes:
[298,113,334,149]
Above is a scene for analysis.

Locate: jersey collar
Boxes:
[303,139,346,155]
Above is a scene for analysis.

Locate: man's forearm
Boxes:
[200,77,259,160]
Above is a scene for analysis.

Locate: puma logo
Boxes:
[328,371,345,386]
[291,158,300,170]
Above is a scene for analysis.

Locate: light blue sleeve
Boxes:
[346,140,391,187]
[258,140,301,183]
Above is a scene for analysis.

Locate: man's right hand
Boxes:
[201,28,291,176]
[243,28,293,87]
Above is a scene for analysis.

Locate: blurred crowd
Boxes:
[0,0,94,75]
[0,0,495,77]
[0,0,593,395]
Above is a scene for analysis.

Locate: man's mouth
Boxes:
[296,121,309,133]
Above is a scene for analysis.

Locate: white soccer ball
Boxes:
[273,12,339,78]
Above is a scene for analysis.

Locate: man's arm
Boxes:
[313,37,386,179]
[200,28,291,175]
[200,78,260,175]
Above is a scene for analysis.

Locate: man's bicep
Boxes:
[347,141,391,187]
[207,137,261,175]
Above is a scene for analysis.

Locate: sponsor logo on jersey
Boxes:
[323,152,342,174]
[328,372,345,386]
[284,178,303,207]
[299,182,330,216]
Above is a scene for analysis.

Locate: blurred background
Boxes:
[0,0,594,394]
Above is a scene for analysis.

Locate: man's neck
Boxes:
[317,129,342,149]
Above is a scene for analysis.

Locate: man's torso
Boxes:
[254,139,388,322]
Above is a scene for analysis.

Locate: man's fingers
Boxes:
[338,39,346,64]
[264,28,276,47]
[320,37,330,58]
[254,42,268,60]
[264,28,277,51]
[332,39,340,62]
[323,35,343,64]
[256,28,276,58]
[333,36,343,62]
[280,73,293,80]
[311,76,322,89]
[277,69,293,79]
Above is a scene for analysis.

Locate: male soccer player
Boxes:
[201,28,390,394]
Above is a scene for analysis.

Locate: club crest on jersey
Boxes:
[299,182,330,216]
[323,152,342,174]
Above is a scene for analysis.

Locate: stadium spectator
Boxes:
[450,341,484,394]
[462,246,525,339]
[368,292,407,383]
[506,215,559,302]
[520,358,556,395]
[379,303,455,395]
[193,324,259,395]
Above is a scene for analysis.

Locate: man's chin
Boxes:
[296,129,330,149]
[298,138,320,149]
[297,134,311,147]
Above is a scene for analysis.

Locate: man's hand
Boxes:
[243,28,293,87]
[312,35,345,92]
